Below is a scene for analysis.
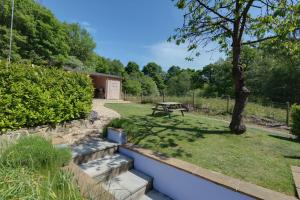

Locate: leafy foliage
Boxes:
[65,23,96,62]
[166,70,192,96]
[125,61,140,74]
[0,0,69,65]
[141,75,159,96]
[123,78,142,95]
[142,62,166,92]
[291,104,300,136]
[105,118,138,141]
[0,62,93,131]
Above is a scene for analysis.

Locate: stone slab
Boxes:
[72,138,118,158]
[79,154,132,180]
[102,169,152,200]
[141,190,173,200]
[292,166,300,199]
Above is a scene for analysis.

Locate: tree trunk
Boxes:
[230,44,250,134]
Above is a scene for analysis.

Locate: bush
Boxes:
[0,136,71,170]
[0,62,94,132]
[291,104,300,136]
[104,118,137,140]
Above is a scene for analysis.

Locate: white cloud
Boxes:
[145,41,224,70]
[79,21,97,36]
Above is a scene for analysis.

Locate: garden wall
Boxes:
[0,118,101,145]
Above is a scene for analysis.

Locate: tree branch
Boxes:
[238,0,255,43]
[242,35,278,45]
[195,0,234,23]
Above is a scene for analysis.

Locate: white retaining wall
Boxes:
[119,147,254,200]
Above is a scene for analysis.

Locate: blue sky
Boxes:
[41,0,224,70]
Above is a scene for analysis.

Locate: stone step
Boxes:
[141,190,173,200]
[102,169,153,200]
[79,154,133,182]
[72,138,118,164]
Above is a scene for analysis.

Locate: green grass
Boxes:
[106,103,300,196]
[126,95,287,123]
[0,136,83,200]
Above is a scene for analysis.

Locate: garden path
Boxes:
[52,99,126,145]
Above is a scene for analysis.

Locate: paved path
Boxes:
[92,99,123,119]
[53,99,125,145]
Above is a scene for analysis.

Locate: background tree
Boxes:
[0,0,69,65]
[122,78,142,95]
[65,23,96,63]
[167,70,192,96]
[167,65,181,79]
[141,75,159,96]
[125,61,140,74]
[173,0,300,133]
[107,59,125,76]
[191,69,206,89]
[142,62,166,93]
[201,60,234,97]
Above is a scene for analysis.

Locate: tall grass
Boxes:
[126,95,287,124]
[0,136,84,200]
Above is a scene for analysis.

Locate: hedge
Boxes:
[291,104,300,136]
[0,62,94,132]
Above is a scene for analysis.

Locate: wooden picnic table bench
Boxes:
[152,102,187,118]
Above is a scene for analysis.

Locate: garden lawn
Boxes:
[105,103,300,196]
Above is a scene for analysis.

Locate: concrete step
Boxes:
[72,138,118,164]
[141,190,173,200]
[102,169,153,200]
[79,154,133,182]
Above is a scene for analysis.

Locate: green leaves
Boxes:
[177,0,186,9]
[0,63,93,132]
[291,104,300,136]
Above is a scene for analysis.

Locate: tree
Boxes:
[122,79,142,95]
[107,59,125,76]
[191,69,206,89]
[65,23,96,63]
[140,75,159,96]
[0,0,70,65]
[173,0,300,134]
[142,62,166,92]
[125,61,140,74]
[167,66,181,79]
[167,71,192,96]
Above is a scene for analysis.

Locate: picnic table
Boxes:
[152,102,187,118]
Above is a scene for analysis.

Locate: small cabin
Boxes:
[90,72,122,100]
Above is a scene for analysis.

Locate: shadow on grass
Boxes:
[284,155,300,160]
[126,115,232,158]
[269,135,300,144]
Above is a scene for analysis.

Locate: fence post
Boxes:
[140,93,143,103]
[286,101,290,126]
[162,91,165,102]
[227,95,230,113]
[192,90,195,108]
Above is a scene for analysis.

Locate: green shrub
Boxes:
[291,104,300,136]
[0,62,94,132]
[0,136,71,170]
[104,118,138,140]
